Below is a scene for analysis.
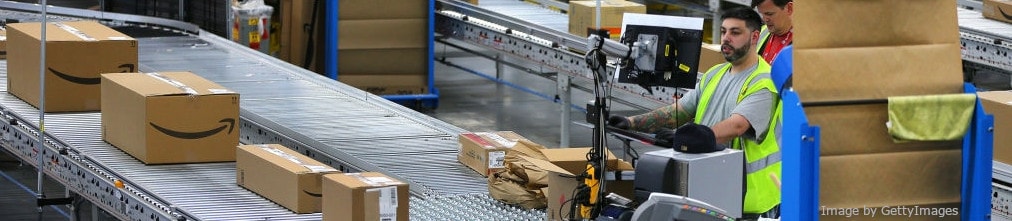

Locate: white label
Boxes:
[208,89,234,94]
[477,132,517,148]
[53,23,97,41]
[488,151,506,168]
[304,165,338,173]
[348,173,404,186]
[146,73,199,95]
[257,145,336,173]
[108,36,129,40]
[370,186,398,221]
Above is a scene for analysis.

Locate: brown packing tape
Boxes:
[805,103,961,156]
[794,0,959,48]
[820,150,961,209]
[792,44,963,103]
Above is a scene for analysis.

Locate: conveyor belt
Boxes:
[958,7,1012,75]
[0,2,546,220]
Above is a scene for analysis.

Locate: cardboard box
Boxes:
[697,43,723,72]
[339,74,428,95]
[519,149,632,221]
[339,19,428,50]
[820,150,961,212]
[794,0,958,48]
[568,0,646,38]
[101,72,239,164]
[339,0,428,20]
[792,44,963,103]
[977,91,1012,164]
[458,131,530,176]
[338,48,428,75]
[236,144,339,213]
[984,0,1012,24]
[323,172,409,221]
[805,103,961,156]
[7,21,137,112]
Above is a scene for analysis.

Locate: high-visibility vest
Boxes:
[757,25,772,54]
[694,58,782,214]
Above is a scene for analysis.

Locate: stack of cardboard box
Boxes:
[568,0,646,40]
[794,1,964,220]
[337,0,429,95]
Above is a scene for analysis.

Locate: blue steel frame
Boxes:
[326,1,440,109]
[772,46,993,221]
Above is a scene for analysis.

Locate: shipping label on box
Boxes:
[977,91,1012,164]
[323,172,409,221]
[984,0,1012,24]
[457,131,529,176]
[101,72,239,164]
[8,21,137,112]
[237,144,339,213]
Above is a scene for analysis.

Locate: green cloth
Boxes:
[887,94,976,142]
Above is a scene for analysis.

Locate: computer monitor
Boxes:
[616,13,704,91]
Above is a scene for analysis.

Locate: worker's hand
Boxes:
[654,129,677,143]
[607,115,631,130]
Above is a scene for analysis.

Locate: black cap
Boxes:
[672,123,722,153]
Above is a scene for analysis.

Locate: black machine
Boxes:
[616,23,704,92]
[578,14,708,221]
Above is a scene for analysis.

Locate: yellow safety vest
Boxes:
[757,25,772,54]
[694,58,782,214]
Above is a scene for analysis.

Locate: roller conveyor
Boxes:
[957,7,1012,75]
[0,1,546,220]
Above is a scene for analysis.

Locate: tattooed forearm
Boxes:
[629,105,691,132]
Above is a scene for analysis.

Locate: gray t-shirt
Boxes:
[679,63,774,147]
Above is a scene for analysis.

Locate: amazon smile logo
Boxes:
[303,190,323,197]
[150,118,236,139]
[49,63,135,85]
[1001,6,1012,20]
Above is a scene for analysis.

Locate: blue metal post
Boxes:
[780,90,820,221]
[325,0,338,80]
[960,83,993,221]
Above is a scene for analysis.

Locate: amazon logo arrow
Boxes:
[303,190,323,198]
[49,63,136,85]
[1001,6,1012,20]
[149,118,236,140]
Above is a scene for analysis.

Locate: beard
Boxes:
[722,43,750,62]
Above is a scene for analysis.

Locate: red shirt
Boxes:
[761,29,793,63]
